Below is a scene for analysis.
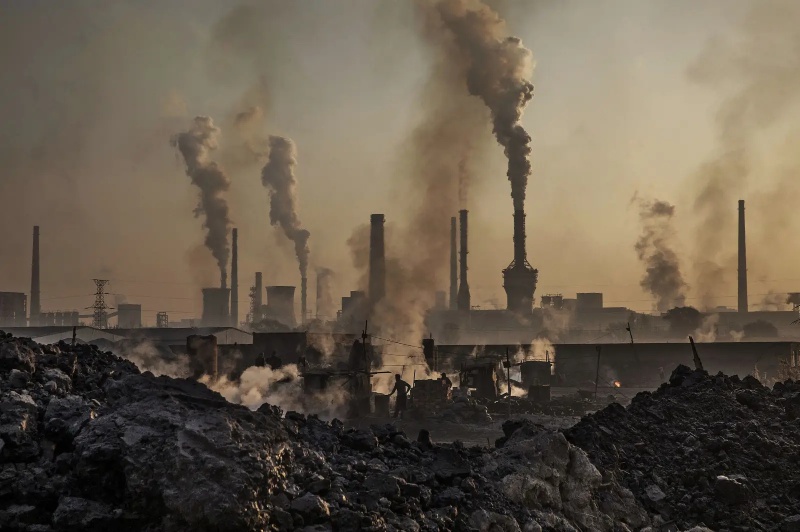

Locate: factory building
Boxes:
[0,292,27,327]
[117,303,143,328]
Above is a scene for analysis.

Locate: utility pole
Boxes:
[626,322,640,363]
[506,348,512,419]
[90,279,111,329]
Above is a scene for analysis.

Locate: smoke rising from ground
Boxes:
[171,116,232,287]
[688,0,800,306]
[316,268,336,320]
[260,136,311,279]
[435,0,535,212]
[635,199,687,312]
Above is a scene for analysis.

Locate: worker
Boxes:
[440,372,452,392]
[255,352,266,367]
[388,374,411,419]
[266,351,283,370]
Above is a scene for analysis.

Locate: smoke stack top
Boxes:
[435,0,535,212]
[171,116,232,288]
[260,136,310,279]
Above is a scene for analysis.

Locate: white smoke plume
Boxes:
[171,116,232,287]
[112,339,192,378]
[202,364,349,419]
[694,313,720,342]
[434,0,535,211]
[635,199,687,312]
[260,136,311,279]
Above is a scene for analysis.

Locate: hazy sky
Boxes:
[2,0,799,325]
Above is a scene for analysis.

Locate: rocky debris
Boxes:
[566,364,800,530]
[434,394,493,424]
[0,331,661,531]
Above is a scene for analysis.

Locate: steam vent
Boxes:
[503,209,538,313]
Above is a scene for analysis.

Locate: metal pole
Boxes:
[506,348,512,419]
[594,345,601,401]
[626,321,640,363]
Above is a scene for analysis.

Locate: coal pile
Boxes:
[0,332,658,531]
[566,365,800,531]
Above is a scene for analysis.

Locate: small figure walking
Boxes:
[388,374,411,419]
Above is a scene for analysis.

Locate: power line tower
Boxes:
[91,279,110,328]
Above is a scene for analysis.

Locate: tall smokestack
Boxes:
[30,226,40,325]
[301,276,307,325]
[503,210,538,313]
[738,199,748,313]
[369,214,386,310]
[450,216,457,310]
[231,228,238,326]
[457,210,470,311]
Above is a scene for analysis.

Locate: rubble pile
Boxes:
[0,333,655,531]
[436,394,493,424]
[566,365,800,530]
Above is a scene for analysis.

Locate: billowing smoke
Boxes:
[635,199,687,312]
[203,364,349,419]
[171,116,232,287]
[260,136,310,279]
[316,267,336,320]
[434,0,535,211]
[688,0,800,305]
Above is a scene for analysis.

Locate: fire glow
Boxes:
[613,381,622,388]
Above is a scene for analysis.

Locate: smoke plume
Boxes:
[688,0,800,306]
[260,136,311,278]
[171,116,232,287]
[434,0,535,211]
[635,199,687,312]
[316,268,336,320]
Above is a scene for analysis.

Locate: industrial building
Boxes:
[0,292,27,327]
[117,304,143,328]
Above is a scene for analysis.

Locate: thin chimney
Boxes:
[301,276,308,325]
[31,226,40,326]
[450,216,457,310]
[457,210,471,311]
[254,272,263,321]
[738,199,748,313]
[231,228,238,326]
[369,214,386,310]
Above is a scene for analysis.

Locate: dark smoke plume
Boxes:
[435,0,535,211]
[635,199,687,313]
[260,136,310,278]
[171,116,231,287]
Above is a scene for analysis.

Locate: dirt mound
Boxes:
[565,364,800,530]
[0,332,658,531]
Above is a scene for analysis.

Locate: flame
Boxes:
[613,380,622,388]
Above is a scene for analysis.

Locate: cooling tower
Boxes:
[201,288,230,327]
[266,285,296,327]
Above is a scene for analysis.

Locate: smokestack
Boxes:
[503,210,538,313]
[457,210,471,311]
[231,228,238,327]
[301,276,307,325]
[369,214,386,309]
[450,216,457,310]
[30,226,40,325]
[254,272,263,321]
[738,199,748,313]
